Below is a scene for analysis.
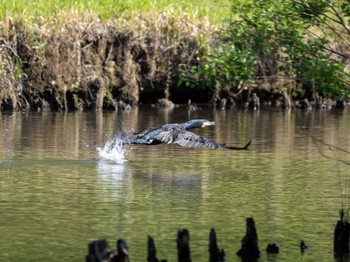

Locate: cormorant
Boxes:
[125,119,251,150]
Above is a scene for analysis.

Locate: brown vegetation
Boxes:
[0,12,217,111]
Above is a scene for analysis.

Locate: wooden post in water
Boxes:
[86,239,114,262]
[114,239,130,262]
[236,217,261,260]
[177,229,191,262]
[334,209,350,257]
[147,235,167,262]
[209,228,226,262]
[147,235,158,262]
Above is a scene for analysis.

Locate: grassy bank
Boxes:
[2,1,348,111]
[0,0,231,110]
[1,0,231,24]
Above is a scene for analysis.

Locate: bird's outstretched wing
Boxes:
[172,129,222,149]
[127,124,181,145]
[125,123,251,150]
[173,130,251,150]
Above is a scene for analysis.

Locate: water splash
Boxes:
[97,134,128,164]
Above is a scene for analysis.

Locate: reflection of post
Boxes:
[0,112,19,156]
[120,106,139,133]
[95,110,104,146]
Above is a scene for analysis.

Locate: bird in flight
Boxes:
[125,119,251,150]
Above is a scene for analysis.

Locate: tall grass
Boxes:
[1,0,231,24]
[0,0,232,110]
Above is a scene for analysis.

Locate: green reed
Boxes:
[0,0,231,24]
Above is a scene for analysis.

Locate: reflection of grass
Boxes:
[1,0,231,24]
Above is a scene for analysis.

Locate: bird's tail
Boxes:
[224,140,251,150]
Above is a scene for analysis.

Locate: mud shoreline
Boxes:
[0,17,346,111]
[1,16,210,111]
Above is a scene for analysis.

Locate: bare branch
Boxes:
[328,1,350,35]
[300,124,350,167]
[306,30,350,60]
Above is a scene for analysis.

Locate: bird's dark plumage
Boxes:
[126,119,251,150]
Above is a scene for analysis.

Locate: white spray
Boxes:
[97,133,128,164]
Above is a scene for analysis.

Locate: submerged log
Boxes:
[266,243,279,254]
[209,228,226,262]
[236,217,261,260]
[177,229,191,262]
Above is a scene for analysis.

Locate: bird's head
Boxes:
[184,119,215,129]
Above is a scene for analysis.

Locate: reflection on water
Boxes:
[1,107,350,261]
[97,159,126,180]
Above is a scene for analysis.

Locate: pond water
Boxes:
[1,106,350,261]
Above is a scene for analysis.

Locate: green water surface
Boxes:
[1,107,349,261]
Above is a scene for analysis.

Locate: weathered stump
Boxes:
[300,240,308,253]
[148,235,158,262]
[236,217,261,260]
[112,239,129,262]
[266,243,279,254]
[177,229,191,262]
[86,239,114,262]
[334,217,350,256]
[248,93,260,110]
[209,228,226,262]
[147,235,168,262]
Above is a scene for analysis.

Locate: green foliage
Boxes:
[179,43,255,90]
[14,58,22,79]
[179,0,349,101]
[292,39,349,99]
[292,0,329,22]
[341,1,350,17]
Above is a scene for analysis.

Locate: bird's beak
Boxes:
[202,121,215,127]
